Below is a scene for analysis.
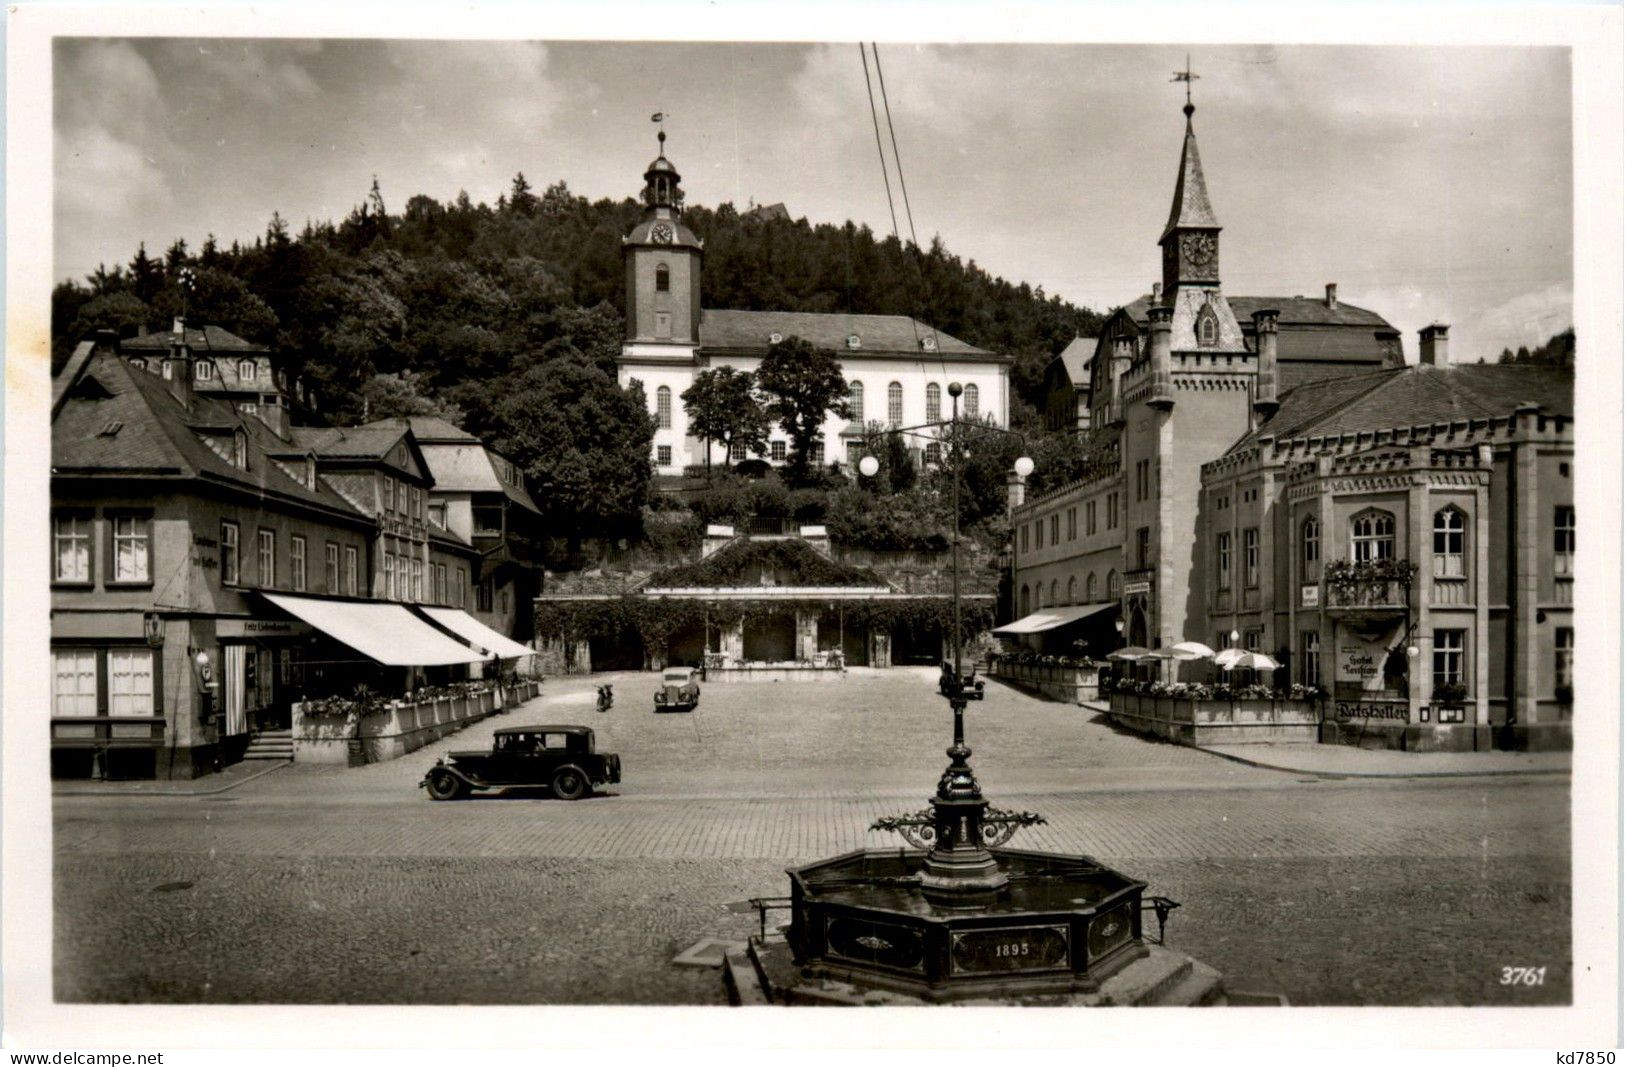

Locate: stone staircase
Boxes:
[243,729,294,761]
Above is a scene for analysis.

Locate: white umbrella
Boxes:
[1167,641,1216,661]
[1215,649,1280,672]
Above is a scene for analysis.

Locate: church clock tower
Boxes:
[622,128,703,356]
[1158,93,1221,301]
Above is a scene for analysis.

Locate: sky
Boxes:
[54,39,1573,365]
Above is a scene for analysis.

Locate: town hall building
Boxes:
[614,131,1014,475]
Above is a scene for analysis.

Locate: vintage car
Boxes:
[939,660,986,700]
[420,725,621,801]
[653,666,701,713]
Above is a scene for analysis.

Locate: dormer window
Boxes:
[768,332,783,345]
[1196,305,1219,347]
[846,335,861,350]
[921,336,937,351]
[305,453,318,489]
[239,359,257,382]
[162,360,175,381]
[195,361,214,381]
[128,358,146,371]
[232,429,248,470]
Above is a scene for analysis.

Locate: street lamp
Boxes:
[857,454,880,478]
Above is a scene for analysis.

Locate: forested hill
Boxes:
[52,175,1102,424]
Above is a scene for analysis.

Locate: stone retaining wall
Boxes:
[988,661,1101,704]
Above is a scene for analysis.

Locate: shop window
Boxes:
[52,649,99,717]
[53,514,93,583]
[848,382,864,424]
[1555,628,1573,691]
[926,383,940,423]
[1432,507,1466,578]
[1432,629,1466,691]
[290,535,307,592]
[221,521,240,586]
[108,648,155,716]
[1351,509,1395,562]
[656,386,672,429]
[887,382,903,426]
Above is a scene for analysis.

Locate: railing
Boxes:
[1326,577,1408,609]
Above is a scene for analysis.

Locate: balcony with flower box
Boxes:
[1322,559,1415,614]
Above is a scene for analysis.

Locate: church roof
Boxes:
[697,309,1000,361]
[1230,363,1574,453]
[1161,115,1220,242]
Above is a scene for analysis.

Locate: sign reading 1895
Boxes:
[949,925,1068,975]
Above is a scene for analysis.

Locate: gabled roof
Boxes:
[697,309,998,360]
[51,350,369,523]
[361,417,541,514]
[1049,336,1097,389]
[1232,363,1575,453]
[121,324,268,354]
[1161,115,1220,242]
[1117,293,1400,368]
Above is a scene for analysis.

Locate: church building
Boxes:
[614,131,1014,475]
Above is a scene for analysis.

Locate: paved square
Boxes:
[54,668,1571,1005]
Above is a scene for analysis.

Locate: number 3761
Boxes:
[1500,966,1547,986]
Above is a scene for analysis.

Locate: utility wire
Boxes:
[859,44,902,246]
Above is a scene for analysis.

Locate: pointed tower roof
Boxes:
[1160,105,1220,242]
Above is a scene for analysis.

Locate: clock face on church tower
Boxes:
[1181,232,1216,269]
[650,222,674,244]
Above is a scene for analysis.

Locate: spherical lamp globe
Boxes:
[858,455,880,478]
[1013,456,1035,478]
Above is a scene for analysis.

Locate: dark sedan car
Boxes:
[420,725,621,801]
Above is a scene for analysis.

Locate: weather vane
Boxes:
[651,110,670,151]
[1172,54,1199,113]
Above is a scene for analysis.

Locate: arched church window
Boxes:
[1107,569,1120,600]
[1050,579,1059,606]
[1086,573,1097,601]
[887,382,903,426]
[656,386,672,429]
[1067,576,1076,604]
[848,382,864,424]
[655,264,670,293]
[1197,307,1219,347]
[926,383,941,423]
[963,384,979,419]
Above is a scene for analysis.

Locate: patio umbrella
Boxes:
[1108,646,1153,661]
[1214,649,1280,672]
[1167,641,1216,661]
[1145,648,1182,660]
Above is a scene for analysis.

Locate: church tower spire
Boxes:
[622,117,703,351]
[1159,58,1221,300]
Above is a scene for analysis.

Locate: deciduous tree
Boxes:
[682,367,772,476]
[755,336,849,485]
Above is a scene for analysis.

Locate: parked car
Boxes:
[420,725,621,801]
[654,666,701,713]
[939,660,986,700]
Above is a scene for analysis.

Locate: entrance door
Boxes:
[743,613,796,663]
[223,645,248,736]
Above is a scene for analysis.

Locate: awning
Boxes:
[991,601,1118,636]
[261,593,488,667]
[416,606,535,660]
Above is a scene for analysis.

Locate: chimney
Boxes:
[92,328,120,355]
[1151,281,1164,304]
[258,393,290,440]
[1325,283,1338,310]
[163,317,195,411]
[1419,323,1450,366]
[1147,305,1174,410]
[1252,308,1280,420]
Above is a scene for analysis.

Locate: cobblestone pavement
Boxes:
[53,669,1571,1006]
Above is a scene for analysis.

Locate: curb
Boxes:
[52,760,292,798]
[1190,745,1572,780]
